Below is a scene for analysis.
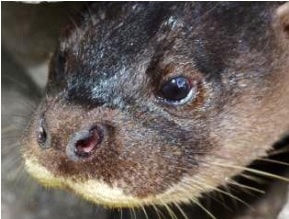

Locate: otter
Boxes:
[22,2,289,218]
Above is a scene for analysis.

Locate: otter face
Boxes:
[23,2,289,208]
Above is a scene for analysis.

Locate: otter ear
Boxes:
[276,2,289,37]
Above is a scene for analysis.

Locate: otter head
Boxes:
[23,2,289,208]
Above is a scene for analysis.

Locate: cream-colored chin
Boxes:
[24,157,215,208]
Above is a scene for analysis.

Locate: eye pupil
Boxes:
[160,76,191,101]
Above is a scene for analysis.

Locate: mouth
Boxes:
[23,156,205,208]
[24,157,143,208]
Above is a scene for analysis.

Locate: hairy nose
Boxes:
[66,125,104,161]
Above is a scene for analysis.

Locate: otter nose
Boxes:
[66,126,103,161]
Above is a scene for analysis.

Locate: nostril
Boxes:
[75,127,103,157]
[67,126,103,160]
[36,118,49,149]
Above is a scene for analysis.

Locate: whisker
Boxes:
[173,202,189,219]
[10,165,27,192]
[181,180,233,213]
[152,204,164,219]
[239,173,269,184]
[128,207,133,219]
[1,125,21,134]
[2,142,21,153]
[162,202,178,219]
[223,184,240,210]
[131,206,137,219]
[210,162,289,182]
[91,203,101,216]
[189,197,216,219]
[227,180,265,195]
[212,190,234,213]
[192,177,253,210]
[268,147,289,156]
[141,205,149,219]
[119,208,123,219]
[4,160,21,180]
[2,154,22,174]
[257,158,289,166]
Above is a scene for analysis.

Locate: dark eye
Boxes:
[36,118,49,149]
[158,76,195,105]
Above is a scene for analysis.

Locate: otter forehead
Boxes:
[48,2,276,109]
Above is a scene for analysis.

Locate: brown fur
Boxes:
[23,2,289,205]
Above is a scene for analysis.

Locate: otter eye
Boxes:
[158,76,195,105]
[36,118,48,149]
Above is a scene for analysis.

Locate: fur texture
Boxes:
[23,2,289,208]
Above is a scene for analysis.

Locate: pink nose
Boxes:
[66,126,103,161]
